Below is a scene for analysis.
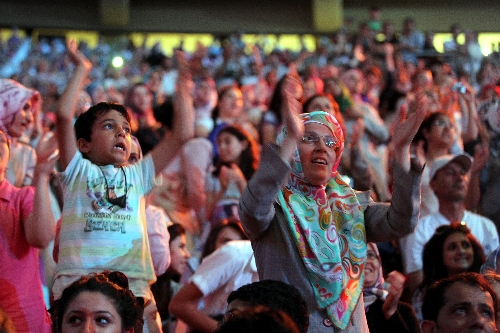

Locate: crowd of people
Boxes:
[1,8,500,333]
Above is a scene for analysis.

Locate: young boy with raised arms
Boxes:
[51,40,194,320]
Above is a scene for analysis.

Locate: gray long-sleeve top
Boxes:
[238,145,423,333]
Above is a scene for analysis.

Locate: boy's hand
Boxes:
[67,39,92,72]
[35,132,58,175]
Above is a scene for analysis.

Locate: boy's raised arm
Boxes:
[56,39,92,170]
[150,50,194,174]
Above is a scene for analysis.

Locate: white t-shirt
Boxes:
[53,151,156,299]
[400,211,499,274]
[190,240,258,317]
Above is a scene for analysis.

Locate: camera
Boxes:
[452,82,466,94]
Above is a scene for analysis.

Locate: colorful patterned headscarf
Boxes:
[277,111,366,330]
[0,79,39,137]
[363,243,388,312]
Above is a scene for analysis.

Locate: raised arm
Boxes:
[24,133,58,248]
[239,75,302,238]
[277,75,304,162]
[150,50,194,174]
[56,39,92,170]
[391,101,427,172]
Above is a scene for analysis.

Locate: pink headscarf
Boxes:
[0,79,40,136]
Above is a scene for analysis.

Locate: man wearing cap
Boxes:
[400,153,499,295]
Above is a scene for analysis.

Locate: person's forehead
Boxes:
[444,282,493,305]
[444,231,468,244]
[439,161,466,173]
[97,110,129,122]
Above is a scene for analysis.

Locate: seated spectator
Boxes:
[207,86,245,158]
[410,112,460,217]
[421,272,497,333]
[224,280,309,333]
[411,223,486,322]
[340,68,391,201]
[400,153,499,296]
[363,243,420,333]
[205,125,260,226]
[126,82,166,155]
[216,306,299,333]
[199,218,248,263]
[193,77,217,137]
[151,223,191,332]
[49,270,143,333]
[169,238,258,333]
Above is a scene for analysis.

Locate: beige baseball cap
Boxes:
[429,153,473,180]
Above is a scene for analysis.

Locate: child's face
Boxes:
[217,132,248,164]
[79,110,132,167]
[9,100,33,138]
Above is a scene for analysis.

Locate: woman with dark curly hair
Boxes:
[412,222,486,322]
[49,270,144,333]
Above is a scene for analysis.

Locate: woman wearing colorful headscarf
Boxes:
[364,243,420,333]
[0,78,40,187]
[239,75,425,332]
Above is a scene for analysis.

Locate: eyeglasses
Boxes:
[302,132,340,149]
[432,119,454,129]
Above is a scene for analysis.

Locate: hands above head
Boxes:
[392,100,426,172]
[66,39,92,73]
[174,49,194,107]
[172,49,194,143]
[278,75,304,161]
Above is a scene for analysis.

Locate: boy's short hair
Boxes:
[74,102,130,142]
[422,272,498,322]
[226,280,309,333]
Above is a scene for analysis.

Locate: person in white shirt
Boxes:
[400,153,499,296]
